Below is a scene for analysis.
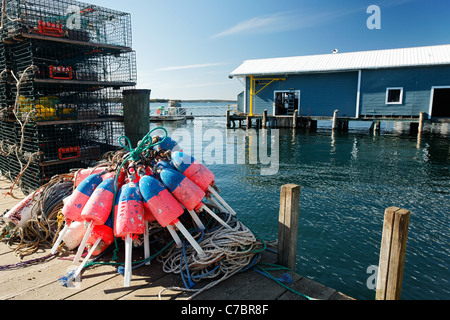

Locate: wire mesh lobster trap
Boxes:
[0,0,136,193]
[2,0,132,48]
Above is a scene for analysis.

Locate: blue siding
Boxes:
[246,72,358,117]
[360,66,450,117]
[237,91,244,112]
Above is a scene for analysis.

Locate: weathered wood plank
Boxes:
[278,277,336,300]
[376,207,410,300]
[277,184,300,270]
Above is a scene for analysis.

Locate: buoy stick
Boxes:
[72,221,94,264]
[187,209,205,230]
[167,224,182,247]
[208,197,228,214]
[124,234,133,287]
[207,186,237,216]
[73,237,102,280]
[173,221,205,257]
[144,221,150,265]
[51,223,69,254]
[201,205,231,229]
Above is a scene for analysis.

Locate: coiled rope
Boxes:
[157,212,266,300]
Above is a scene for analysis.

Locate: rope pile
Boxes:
[0,174,74,258]
[158,213,264,299]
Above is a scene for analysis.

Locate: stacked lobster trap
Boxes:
[0,0,137,193]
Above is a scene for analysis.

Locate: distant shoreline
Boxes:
[150,99,236,103]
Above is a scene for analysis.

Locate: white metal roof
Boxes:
[229,44,450,77]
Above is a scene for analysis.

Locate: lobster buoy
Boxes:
[72,214,114,282]
[139,175,203,256]
[81,177,116,225]
[171,151,214,191]
[159,168,205,229]
[155,160,175,171]
[114,181,145,287]
[73,177,116,264]
[86,213,115,256]
[3,188,44,229]
[154,136,182,153]
[160,168,229,229]
[171,151,236,216]
[62,221,87,250]
[74,167,108,188]
[51,173,103,254]
[159,168,204,211]
[114,181,145,237]
[62,173,103,223]
[139,175,184,227]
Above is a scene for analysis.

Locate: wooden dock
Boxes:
[0,177,353,302]
[226,109,435,134]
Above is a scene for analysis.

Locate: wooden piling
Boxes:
[418,112,425,134]
[293,110,298,129]
[372,121,381,134]
[376,207,411,300]
[332,110,338,130]
[226,109,231,128]
[263,109,267,129]
[123,89,150,148]
[278,184,301,271]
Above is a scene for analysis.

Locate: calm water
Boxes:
[148,111,449,300]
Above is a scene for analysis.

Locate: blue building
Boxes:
[229,44,450,120]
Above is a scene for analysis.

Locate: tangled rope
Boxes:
[0,174,73,258]
[158,212,265,300]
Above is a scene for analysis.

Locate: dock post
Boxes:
[332,110,338,130]
[263,109,267,129]
[293,110,298,129]
[277,184,300,270]
[376,207,410,300]
[246,116,252,129]
[226,109,231,128]
[418,112,425,134]
[372,121,381,134]
[123,89,151,148]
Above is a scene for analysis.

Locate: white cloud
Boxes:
[211,2,417,39]
[155,62,226,72]
[211,10,335,38]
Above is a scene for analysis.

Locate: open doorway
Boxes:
[274,90,300,116]
[430,87,450,117]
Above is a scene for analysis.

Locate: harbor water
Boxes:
[148,105,449,300]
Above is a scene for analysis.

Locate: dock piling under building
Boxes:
[226,110,437,135]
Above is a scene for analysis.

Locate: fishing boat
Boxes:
[151,100,186,121]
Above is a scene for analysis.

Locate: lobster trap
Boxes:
[0,0,136,193]
[2,0,132,48]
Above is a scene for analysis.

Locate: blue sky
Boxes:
[88,0,449,100]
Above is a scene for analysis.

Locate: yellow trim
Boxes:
[249,76,285,116]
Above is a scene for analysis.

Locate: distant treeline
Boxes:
[150,99,236,103]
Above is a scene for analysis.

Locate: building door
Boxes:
[431,87,450,117]
[274,90,300,116]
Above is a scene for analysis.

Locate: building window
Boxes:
[386,87,403,104]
